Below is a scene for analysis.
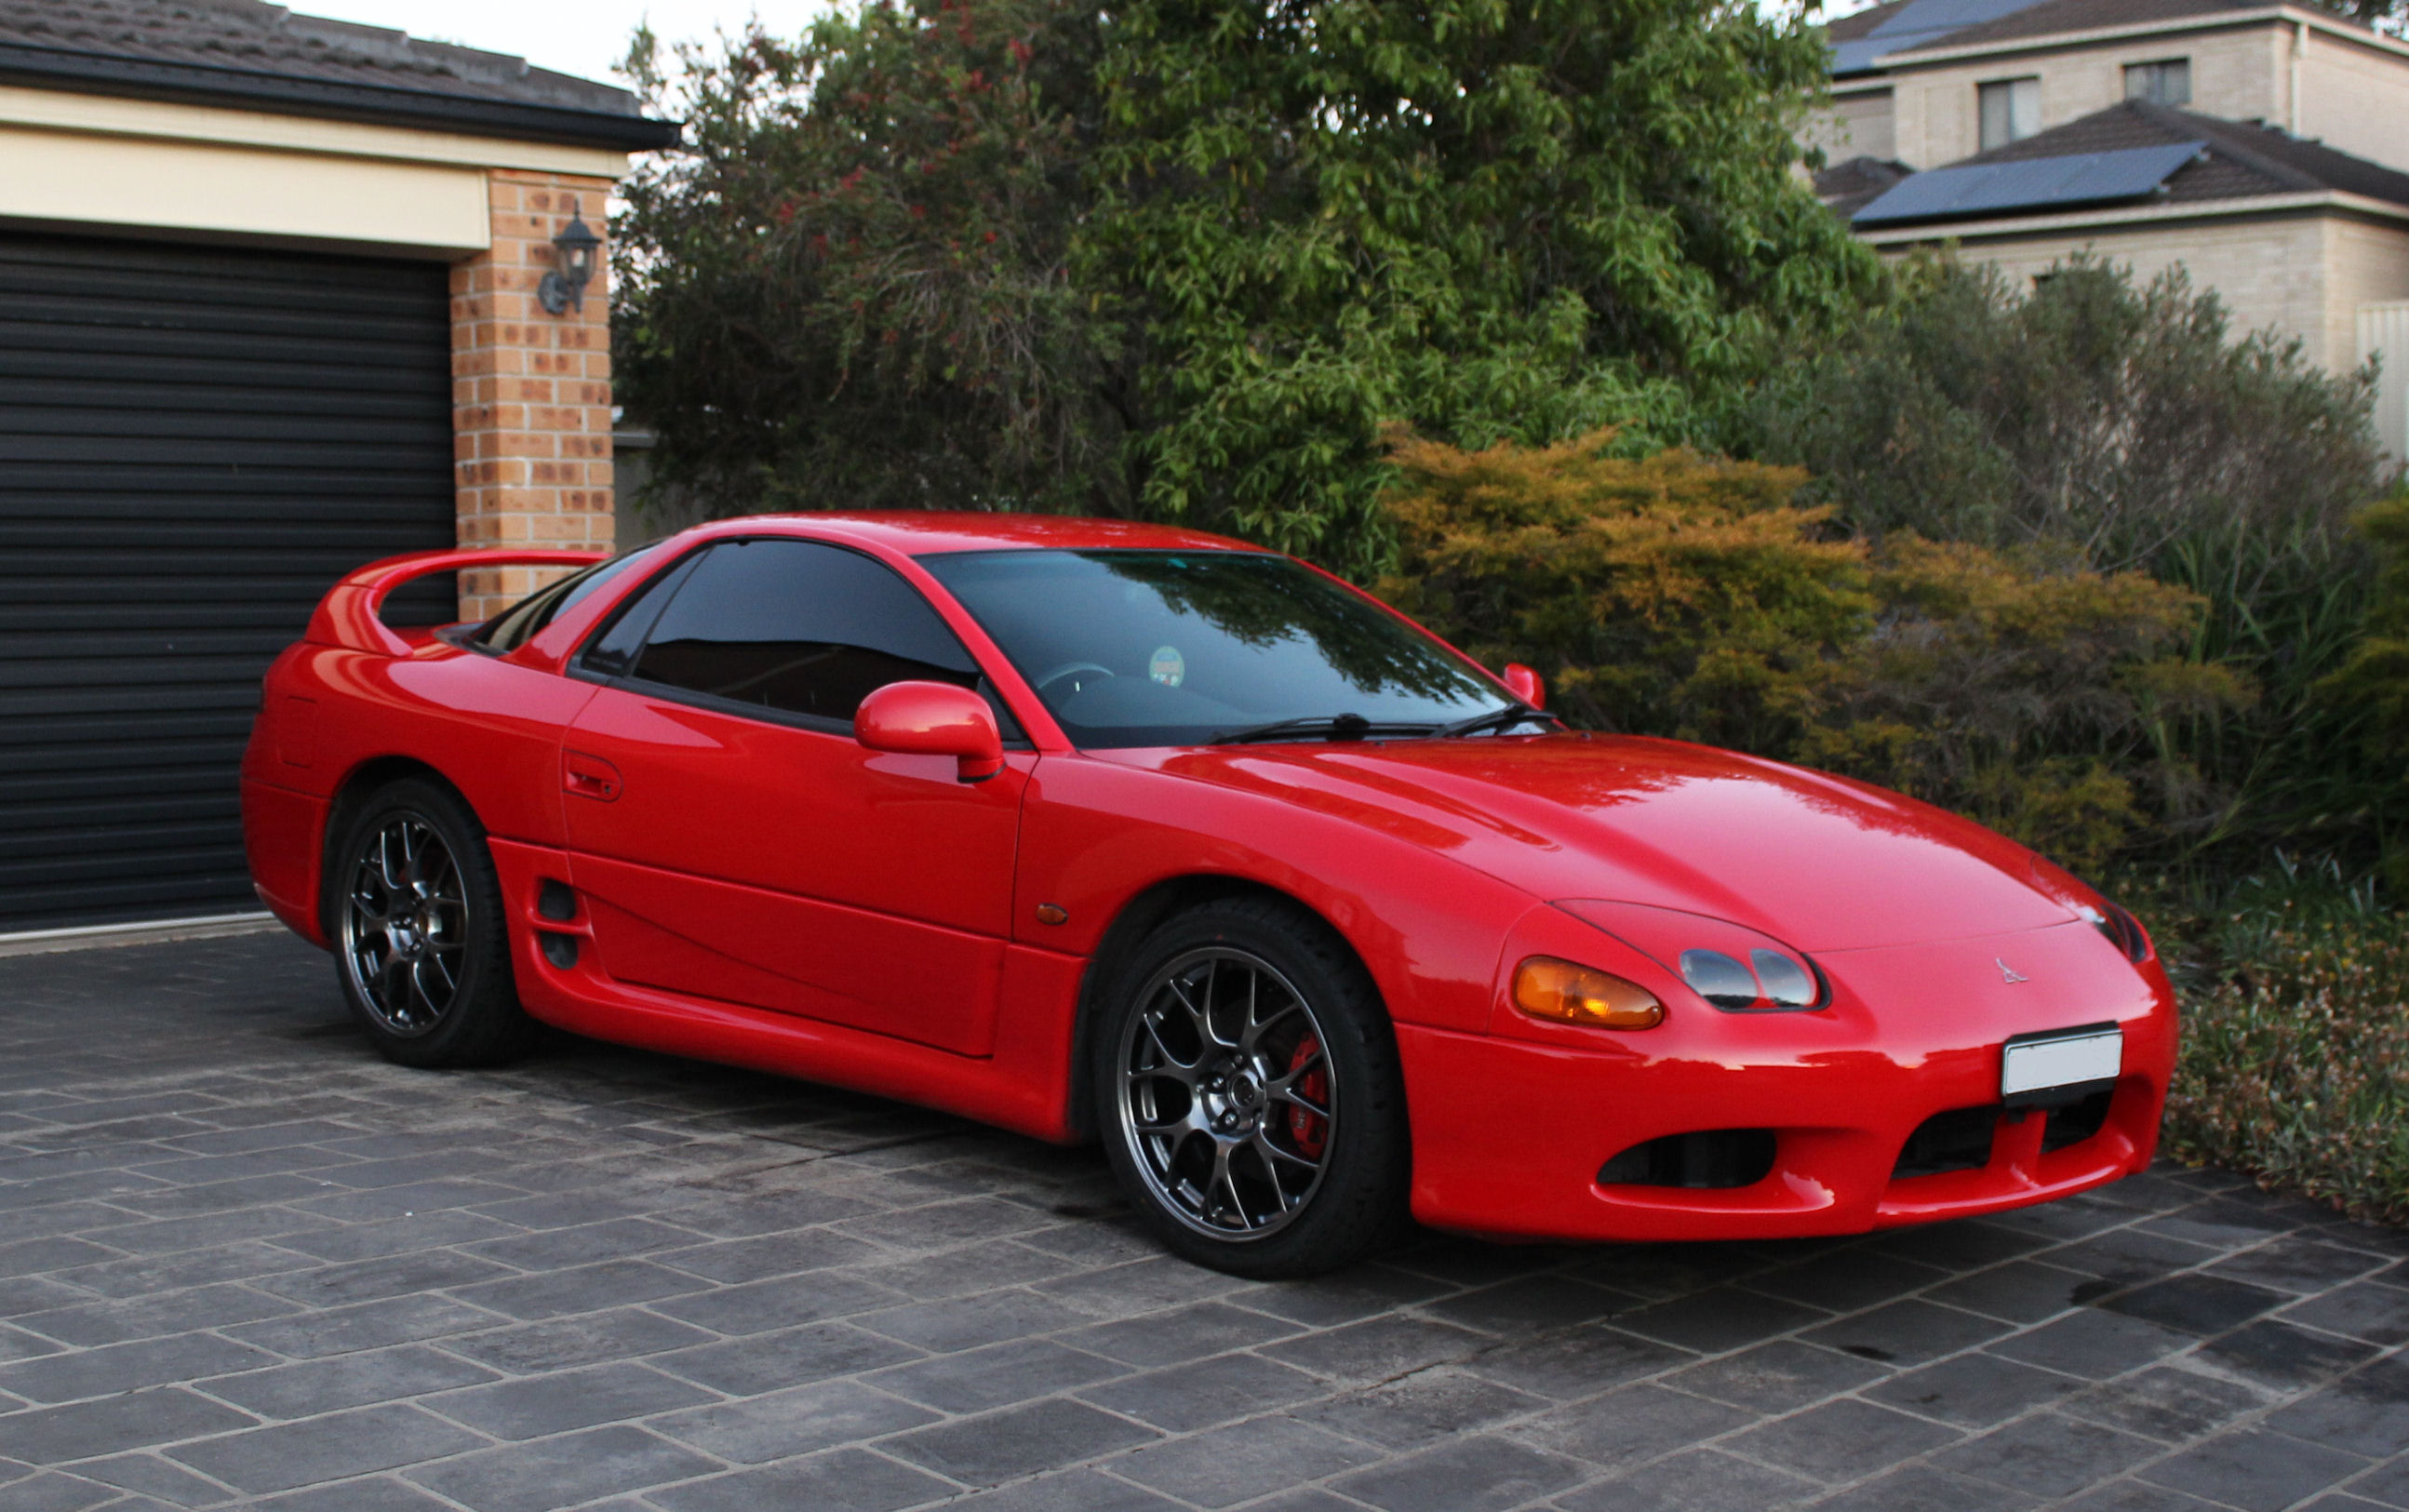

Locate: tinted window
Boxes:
[581,548,709,678]
[475,545,663,654]
[918,549,1501,748]
[624,539,983,723]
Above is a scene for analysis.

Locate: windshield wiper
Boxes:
[1207,712,1437,745]
[1427,703,1555,740]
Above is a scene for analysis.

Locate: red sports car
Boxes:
[241,514,2175,1277]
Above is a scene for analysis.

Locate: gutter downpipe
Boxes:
[2291,18,2307,134]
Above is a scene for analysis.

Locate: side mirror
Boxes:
[1501,662,1546,712]
[855,681,1005,783]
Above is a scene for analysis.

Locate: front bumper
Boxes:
[1399,917,2175,1243]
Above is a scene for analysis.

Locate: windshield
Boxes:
[917,548,1509,748]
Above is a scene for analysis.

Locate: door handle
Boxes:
[562,751,622,802]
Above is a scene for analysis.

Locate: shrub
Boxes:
[1728,256,2392,872]
[1733,257,2385,568]
[2161,899,2409,1224]
[2315,488,2409,887]
[1379,428,2248,871]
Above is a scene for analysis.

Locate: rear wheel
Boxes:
[331,778,537,1068]
[1095,897,1408,1277]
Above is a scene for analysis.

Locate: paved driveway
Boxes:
[0,932,2403,1512]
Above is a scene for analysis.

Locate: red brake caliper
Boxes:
[1286,1034,1329,1159]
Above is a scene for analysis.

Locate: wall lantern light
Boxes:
[537,205,602,314]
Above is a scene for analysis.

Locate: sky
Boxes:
[287,2,841,90]
[292,0,1897,95]
[288,0,1880,91]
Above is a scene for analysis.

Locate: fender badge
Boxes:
[1998,958,2028,984]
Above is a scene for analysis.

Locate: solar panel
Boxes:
[1852,141,2207,223]
[1828,0,2059,73]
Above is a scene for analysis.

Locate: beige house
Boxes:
[0,0,673,934]
[1811,0,2409,460]
[1817,0,2409,175]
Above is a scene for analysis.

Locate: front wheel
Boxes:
[330,778,538,1068]
[1094,898,1408,1278]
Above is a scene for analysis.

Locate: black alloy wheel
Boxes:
[341,810,466,1037]
[330,778,538,1068]
[1097,897,1408,1277]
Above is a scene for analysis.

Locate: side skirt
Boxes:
[487,837,1086,1144]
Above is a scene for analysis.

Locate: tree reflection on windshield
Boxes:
[919,549,1503,749]
[1096,554,1475,703]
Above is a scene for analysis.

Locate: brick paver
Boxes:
[0,931,2402,1510]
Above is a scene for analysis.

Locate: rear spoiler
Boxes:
[304,548,608,657]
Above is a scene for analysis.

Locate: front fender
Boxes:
[1015,752,1538,1033]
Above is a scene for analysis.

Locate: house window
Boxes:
[2123,59,2191,106]
[1978,77,2041,150]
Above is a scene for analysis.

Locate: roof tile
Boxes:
[0,0,641,115]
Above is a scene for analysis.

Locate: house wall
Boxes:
[1847,16,2409,175]
[1805,87,1896,164]
[1887,23,2288,169]
[2297,27,2409,175]
[1889,213,2339,360]
[0,122,490,254]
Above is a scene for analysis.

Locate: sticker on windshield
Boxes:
[1149,645,1185,688]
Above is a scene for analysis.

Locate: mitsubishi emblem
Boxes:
[1997,958,2028,984]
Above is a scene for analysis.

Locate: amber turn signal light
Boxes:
[1513,957,1665,1029]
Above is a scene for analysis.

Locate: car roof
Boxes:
[670,512,1270,557]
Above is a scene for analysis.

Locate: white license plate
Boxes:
[2001,1024,2121,1105]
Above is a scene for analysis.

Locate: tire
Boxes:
[1093,896,1409,1278]
[328,777,539,1069]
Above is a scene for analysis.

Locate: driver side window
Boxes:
[594,538,994,729]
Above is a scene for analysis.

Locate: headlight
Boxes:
[1680,947,1819,1009]
[2026,855,2153,964]
[1554,900,1827,1013]
[1513,957,1664,1029]
[2078,901,2152,964]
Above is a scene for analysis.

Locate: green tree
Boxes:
[613,1,1119,517]
[612,0,1880,569]
[1086,0,1879,574]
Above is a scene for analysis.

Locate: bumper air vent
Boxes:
[2042,1089,2114,1152]
[1598,1130,1777,1190]
[1894,1106,2001,1179]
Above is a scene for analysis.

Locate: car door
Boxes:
[557,536,1027,1057]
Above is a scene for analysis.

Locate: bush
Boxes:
[2315,488,2409,887]
[2160,894,2409,1224]
[1733,257,2385,567]
[1727,256,2393,873]
[1377,429,2247,871]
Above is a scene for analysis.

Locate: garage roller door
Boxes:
[0,233,456,933]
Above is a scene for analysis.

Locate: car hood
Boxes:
[1107,733,2076,952]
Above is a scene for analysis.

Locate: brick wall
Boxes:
[451,168,618,620]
